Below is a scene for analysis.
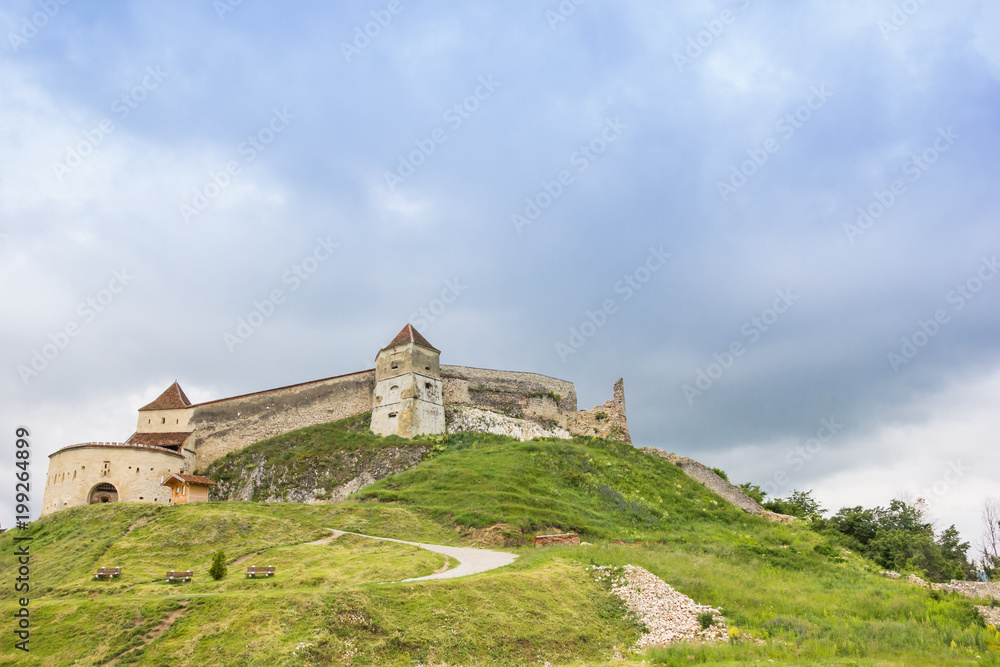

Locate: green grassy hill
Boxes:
[3,418,998,666]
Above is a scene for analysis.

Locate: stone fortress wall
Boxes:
[41,325,633,515]
[187,370,376,470]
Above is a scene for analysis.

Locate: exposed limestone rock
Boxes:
[446,405,571,440]
[209,445,427,504]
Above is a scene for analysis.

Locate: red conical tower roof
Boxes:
[383,324,439,352]
[138,381,192,411]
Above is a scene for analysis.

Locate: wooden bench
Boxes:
[94,567,121,580]
[246,565,276,578]
[166,570,192,582]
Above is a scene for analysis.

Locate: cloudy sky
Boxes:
[2,1,998,548]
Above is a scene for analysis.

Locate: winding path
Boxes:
[326,530,518,582]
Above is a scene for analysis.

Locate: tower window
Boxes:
[162,417,166,424]
[425,382,431,389]
[391,362,399,370]
[389,412,397,418]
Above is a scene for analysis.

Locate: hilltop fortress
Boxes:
[41,325,630,516]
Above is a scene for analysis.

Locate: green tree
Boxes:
[763,489,825,519]
[738,482,766,504]
[826,498,974,582]
[209,550,228,580]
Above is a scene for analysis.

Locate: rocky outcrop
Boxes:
[532,533,581,546]
[208,445,428,504]
[640,448,795,523]
[446,406,571,440]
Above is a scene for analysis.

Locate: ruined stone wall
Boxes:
[441,365,577,425]
[565,378,631,443]
[41,444,190,515]
[640,448,795,523]
[188,370,375,470]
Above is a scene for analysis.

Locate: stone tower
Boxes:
[371,324,445,438]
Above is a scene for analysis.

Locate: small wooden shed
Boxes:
[161,473,216,505]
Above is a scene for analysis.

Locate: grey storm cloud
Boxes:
[0,0,997,542]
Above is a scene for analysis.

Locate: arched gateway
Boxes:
[88,483,118,504]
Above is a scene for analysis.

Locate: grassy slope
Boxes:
[2,420,998,666]
[359,431,1000,664]
[0,502,639,666]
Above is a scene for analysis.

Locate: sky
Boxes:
[1,1,998,552]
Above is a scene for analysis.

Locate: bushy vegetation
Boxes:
[815,500,976,582]
[710,467,729,482]
[738,485,975,583]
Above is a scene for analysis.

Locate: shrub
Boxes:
[813,543,843,561]
[697,611,715,630]
[966,605,987,628]
[209,550,227,580]
[991,598,999,608]
[710,467,728,482]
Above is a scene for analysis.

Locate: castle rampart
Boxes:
[442,365,578,417]
[187,369,376,470]
[41,324,633,515]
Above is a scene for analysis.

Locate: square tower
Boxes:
[371,324,445,438]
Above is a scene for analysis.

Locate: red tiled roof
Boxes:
[139,382,192,411]
[383,324,439,352]
[126,432,193,450]
[162,473,216,486]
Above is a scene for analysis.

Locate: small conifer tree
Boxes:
[209,550,227,580]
